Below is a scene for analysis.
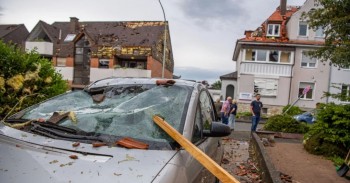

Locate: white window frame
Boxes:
[56,58,66,67]
[298,21,308,37]
[340,84,350,103]
[98,59,110,68]
[254,78,278,97]
[301,51,317,68]
[243,49,292,64]
[315,26,325,38]
[267,24,280,37]
[298,82,315,100]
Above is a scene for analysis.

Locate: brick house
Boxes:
[233,0,350,115]
[26,17,174,88]
[0,24,29,47]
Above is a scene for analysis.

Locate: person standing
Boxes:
[228,100,237,130]
[221,97,232,125]
[250,94,263,132]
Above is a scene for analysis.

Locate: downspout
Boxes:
[288,51,295,104]
[326,64,332,103]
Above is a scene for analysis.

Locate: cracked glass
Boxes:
[21,84,193,143]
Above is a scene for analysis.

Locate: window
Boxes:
[315,26,324,37]
[56,58,66,67]
[192,104,203,143]
[299,21,308,36]
[341,85,350,102]
[256,50,267,61]
[99,59,109,68]
[244,49,256,61]
[268,50,279,62]
[298,82,314,99]
[199,91,214,130]
[244,49,291,63]
[301,51,317,68]
[280,51,291,63]
[254,79,278,96]
[267,24,280,36]
[64,34,76,42]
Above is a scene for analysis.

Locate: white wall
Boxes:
[328,66,350,104]
[287,0,324,42]
[90,68,151,82]
[290,48,330,108]
[55,67,73,81]
[25,41,53,55]
[221,79,238,100]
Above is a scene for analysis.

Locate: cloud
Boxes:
[174,66,233,84]
[179,0,246,28]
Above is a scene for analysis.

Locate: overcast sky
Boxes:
[0,0,306,83]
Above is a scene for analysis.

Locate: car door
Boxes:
[191,90,222,183]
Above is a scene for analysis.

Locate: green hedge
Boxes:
[282,104,303,116]
[263,114,309,134]
[304,103,350,157]
[0,41,68,118]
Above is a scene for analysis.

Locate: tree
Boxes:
[0,41,68,118]
[303,0,350,68]
[210,80,221,90]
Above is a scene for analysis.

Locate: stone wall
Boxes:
[237,102,283,117]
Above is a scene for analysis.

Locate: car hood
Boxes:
[0,125,177,183]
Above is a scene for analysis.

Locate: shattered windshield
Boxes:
[21,84,193,144]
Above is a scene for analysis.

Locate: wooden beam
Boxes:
[153,115,240,183]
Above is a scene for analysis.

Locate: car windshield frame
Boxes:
[14,84,193,148]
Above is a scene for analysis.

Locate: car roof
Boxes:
[86,77,201,91]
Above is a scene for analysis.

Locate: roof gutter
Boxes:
[237,40,324,48]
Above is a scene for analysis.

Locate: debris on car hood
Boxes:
[116,137,149,149]
[156,79,176,87]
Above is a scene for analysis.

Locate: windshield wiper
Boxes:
[30,122,105,143]
[3,118,31,123]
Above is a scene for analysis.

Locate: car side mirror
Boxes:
[203,122,231,137]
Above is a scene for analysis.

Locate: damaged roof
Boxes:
[50,21,167,57]
[0,24,25,38]
[239,6,299,43]
[220,72,237,80]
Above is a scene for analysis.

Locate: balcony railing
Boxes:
[25,41,53,56]
[240,62,292,77]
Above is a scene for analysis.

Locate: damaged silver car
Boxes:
[0,78,231,183]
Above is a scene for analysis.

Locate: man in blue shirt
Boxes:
[250,94,263,132]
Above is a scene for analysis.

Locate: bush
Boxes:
[282,105,303,116]
[263,114,309,134]
[236,111,252,118]
[0,41,68,118]
[304,103,350,158]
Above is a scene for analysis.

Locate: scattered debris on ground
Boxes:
[221,137,263,183]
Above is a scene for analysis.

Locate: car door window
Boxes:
[199,91,214,131]
[192,104,202,143]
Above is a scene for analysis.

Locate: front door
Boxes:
[73,35,90,85]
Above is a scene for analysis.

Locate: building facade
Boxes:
[233,0,350,115]
[26,18,175,88]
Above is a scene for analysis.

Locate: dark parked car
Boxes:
[0,78,230,183]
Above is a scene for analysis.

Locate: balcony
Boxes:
[90,68,151,82]
[240,62,292,77]
[25,41,53,56]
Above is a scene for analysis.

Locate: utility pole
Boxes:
[158,0,167,78]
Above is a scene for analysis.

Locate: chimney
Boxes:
[69,17,79,33]
[280,0,287,16]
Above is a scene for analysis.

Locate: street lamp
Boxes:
[158,0,167,78]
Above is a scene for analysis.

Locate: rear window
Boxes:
[21,84,193,143]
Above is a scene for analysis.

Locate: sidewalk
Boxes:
[265,138,350,183]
